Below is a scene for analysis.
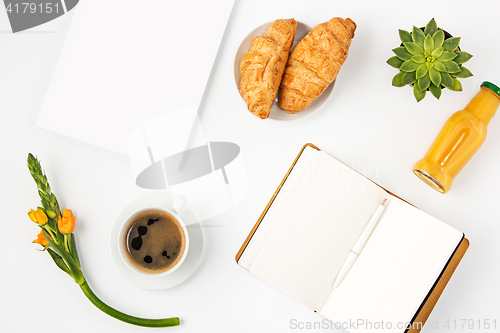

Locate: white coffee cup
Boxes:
[116,197,189,277]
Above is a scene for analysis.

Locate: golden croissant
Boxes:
[278,17,356,113]
[239,19,297,119]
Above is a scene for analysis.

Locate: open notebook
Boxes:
[236,144,468,333]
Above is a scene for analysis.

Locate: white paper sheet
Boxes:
[37,0,234,156]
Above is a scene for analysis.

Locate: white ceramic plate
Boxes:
[109,194,203,290]
[234,21,336,121]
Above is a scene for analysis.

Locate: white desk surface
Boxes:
[1,1,499,332]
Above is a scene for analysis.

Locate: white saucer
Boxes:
[233,21,335,122]
[109,194,203,290]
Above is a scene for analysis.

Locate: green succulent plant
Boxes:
[387,18,473,102]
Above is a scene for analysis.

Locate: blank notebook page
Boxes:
[238,146,319,271]
[320,196,463,333]
[249,149,388,310]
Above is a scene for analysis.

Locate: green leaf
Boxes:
[393,47,412,60]
[424,34,435,52]
[412,26,425,47]
[424,18,438,36]
[441,72,454,89]
[392,71,405,87]
[69,233,81,270]
[43,230,84,284]
[429,67,441,86]
[454,51,473,64]
[431,47,444,58]
[418,73,431,92]
[432,30,445,48]
[400,60,420,72]
[399,29,413,43]
[433,60,447,72]
[411,54,426,64]
[445,61,461,73]
[438,51,458,62]
[387,56,404,69]
[453,66,473,78]
[416,63,428,79]
[452,77,463,91]
[414,82,427,102]
[443,37,461,52]
[426,62,434,70]
[48,248,73,277]
[402,71,417,85]
[429,83,442,99]
[403,42,424,55]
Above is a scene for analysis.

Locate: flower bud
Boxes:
[46,210,56,219]
[49,193,57,205]
[28,209,48,225]
[28,209,37,223]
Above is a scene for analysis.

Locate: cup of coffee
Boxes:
[117,197,189,277]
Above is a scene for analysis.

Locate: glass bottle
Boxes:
[413,81,500,193]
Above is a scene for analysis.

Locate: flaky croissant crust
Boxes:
[239,19,297,119]
[278,17,356,113]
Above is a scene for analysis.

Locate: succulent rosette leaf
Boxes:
[387,18,473,102]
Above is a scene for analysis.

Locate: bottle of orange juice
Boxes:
[413,81,500,193]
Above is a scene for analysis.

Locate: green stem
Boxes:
[79,281,180,327]
[43,225,57,242]
[64,234,70,252]
[69,233,81,270]
[43,230,84,284]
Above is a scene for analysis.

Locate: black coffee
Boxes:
[123,210,186,274]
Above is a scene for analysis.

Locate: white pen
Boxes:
[332,198,389,289]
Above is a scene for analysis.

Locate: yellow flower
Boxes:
[58,209,76,234]
[33,230,49,247]
[28,209,48,225]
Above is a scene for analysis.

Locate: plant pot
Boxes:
[387,18,473,102]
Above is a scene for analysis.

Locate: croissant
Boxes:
[278,17,356,113]
[239,19,297,119]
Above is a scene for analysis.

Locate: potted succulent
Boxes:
[387,18,473,102]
